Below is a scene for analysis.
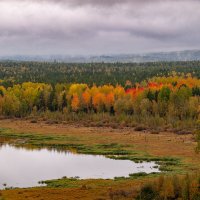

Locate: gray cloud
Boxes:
[5,0,198,6]
[0,0,199,55]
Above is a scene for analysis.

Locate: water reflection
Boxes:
[0,144,160,189]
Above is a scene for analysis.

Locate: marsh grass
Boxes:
[0,127,183,177]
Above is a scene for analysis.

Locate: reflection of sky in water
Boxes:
[0,144,159,189]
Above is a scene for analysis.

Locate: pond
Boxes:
[0,144,160,189]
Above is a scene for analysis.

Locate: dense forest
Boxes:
[0,72,199,130]
[1,61,200,87]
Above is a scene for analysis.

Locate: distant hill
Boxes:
[1,50,200,63]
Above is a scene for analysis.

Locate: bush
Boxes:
[136,184,159,200]
[134,126,147,132]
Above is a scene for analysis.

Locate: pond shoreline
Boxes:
[0,143,160,190]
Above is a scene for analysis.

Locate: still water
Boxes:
[0,144,159,189]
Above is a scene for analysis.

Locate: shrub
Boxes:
[136,184,159,200]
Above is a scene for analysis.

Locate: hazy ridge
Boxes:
[1,50,200,63]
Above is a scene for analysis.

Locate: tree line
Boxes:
[1,61,200,87]
[0,73,199,129]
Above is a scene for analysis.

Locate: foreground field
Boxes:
[0,119,199,200]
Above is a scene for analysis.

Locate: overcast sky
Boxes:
[0,0,200,55]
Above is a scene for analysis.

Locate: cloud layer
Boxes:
[0,0,199,55]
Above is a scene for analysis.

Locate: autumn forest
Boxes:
[0,61,200,131]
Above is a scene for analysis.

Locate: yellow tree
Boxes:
[114,85,125,99]
[0,86,6,96]
[68,84,87,96]
[2,94,20,116]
